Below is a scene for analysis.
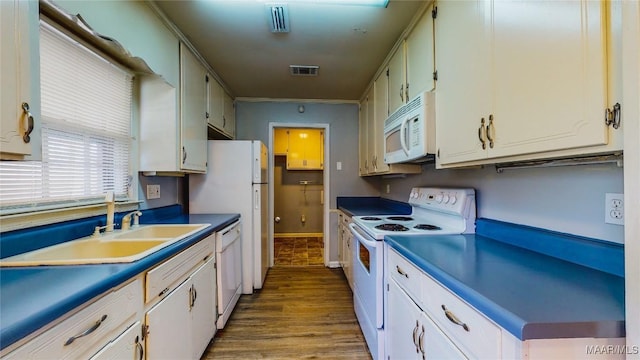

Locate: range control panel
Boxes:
[408,187,476,216]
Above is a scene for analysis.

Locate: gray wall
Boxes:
[273,156,323,234]
[138,175,182,210]
[236,101,380,261]
[380,163,624,243]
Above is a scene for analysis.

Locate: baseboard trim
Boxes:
[328,261,341,268]
[274,232,323,238]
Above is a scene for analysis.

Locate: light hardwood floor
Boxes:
[202,267,371,359]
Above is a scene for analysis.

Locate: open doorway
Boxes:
[268,123,330,268]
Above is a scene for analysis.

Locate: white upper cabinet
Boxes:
[222,91,236,138]
[140,43,208,174]
[405,4,436,100]
[206,74,225,131]
[436,0,610,167]
[387,5,435,116]
[372,71,389,173]
[0,0,41,160]
[387,45,406,115]
[179,43,208,172]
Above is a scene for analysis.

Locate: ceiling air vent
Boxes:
[290,65,319,77]
[266,4,290,33]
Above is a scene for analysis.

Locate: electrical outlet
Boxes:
[147,185,161,200]
[605,193,624,225]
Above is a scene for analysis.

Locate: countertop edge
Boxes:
[385,236,625,341]
[0,213,240,352]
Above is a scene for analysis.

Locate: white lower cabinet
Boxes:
[338,211,354,291]
[89,321,144,360]
[145,251,216,360]
[387,279,466,360]
[4,279,143,360]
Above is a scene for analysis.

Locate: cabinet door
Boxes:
[373,70,390,173]
[274,128,289,155]
[421,311,468,360]
[489,0,607,158]
[89,321,142,360]
[406,5,435,99]
[365,87,377,173]
[386,279,423,360]
[223,92,235,138]
[388,44,406,115]
[190,258,216,359]
[435,0,491,165]
[179,43,207,172]
[287,129,323,170]
[0,0,41,160]
[145,279,192,359]
[206,74,224,130]
[358,102,369,175]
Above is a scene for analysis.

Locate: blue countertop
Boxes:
[385,231,625,340]
[337,197,411,217]
[0,213,239,351]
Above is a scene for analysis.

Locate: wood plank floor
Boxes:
[202,267,371,359]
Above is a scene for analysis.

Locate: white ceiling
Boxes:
[152,0,427,101]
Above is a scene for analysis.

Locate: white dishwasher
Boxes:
[216,220,242,329]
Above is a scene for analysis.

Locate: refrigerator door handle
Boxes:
[255,189,259,209]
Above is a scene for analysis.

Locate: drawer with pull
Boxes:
[5,279,142,360]
[388,249,424,307]
[422,274,501,359]
[145,234,214,304]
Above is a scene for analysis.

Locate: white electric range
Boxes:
[348,187,476,360]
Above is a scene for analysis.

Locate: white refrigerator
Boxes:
[189,140,269,294]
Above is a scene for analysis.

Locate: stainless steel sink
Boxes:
[0,224,210,266]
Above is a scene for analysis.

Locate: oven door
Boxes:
[349,223,383,328]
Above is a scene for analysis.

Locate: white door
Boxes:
[435,0,491,165]
[190,258,216,359]
[489,0,607,158]
[386,279,423,359]
[145,279,192,359]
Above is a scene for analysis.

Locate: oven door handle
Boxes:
[349,223,379,249]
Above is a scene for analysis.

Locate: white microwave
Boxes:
[383,90,436,164]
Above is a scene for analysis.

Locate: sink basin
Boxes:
[112,224,208,239]
[0,224,210,266]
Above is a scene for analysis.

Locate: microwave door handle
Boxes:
[400,116,410,155]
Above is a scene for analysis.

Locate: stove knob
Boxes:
[435,193,444,203]
[442,194,450,204]
[449,194,458,205]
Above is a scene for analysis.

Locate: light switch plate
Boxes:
[147,185,161,200]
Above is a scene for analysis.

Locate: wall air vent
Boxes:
[290,65,319,77]
[266,4,290,33]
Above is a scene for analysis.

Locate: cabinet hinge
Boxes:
[437,149,440,158]
[432,6,438,19]
[141,323,149,341]
[205,75,209,83]
[433,70,438,81]
[605,103,621,129]
[386,68,389,77]
[387,283,389,292]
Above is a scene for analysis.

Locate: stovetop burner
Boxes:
[375,223,409,232]
[386,216,414,222]
[414,224,442,231]
[361,216,383,221]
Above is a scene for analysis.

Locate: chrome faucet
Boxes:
[121,210,142,231]
[105,191,115,232]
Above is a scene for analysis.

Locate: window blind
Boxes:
[0,21,133,213]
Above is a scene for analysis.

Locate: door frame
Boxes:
[268,122,331,267]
